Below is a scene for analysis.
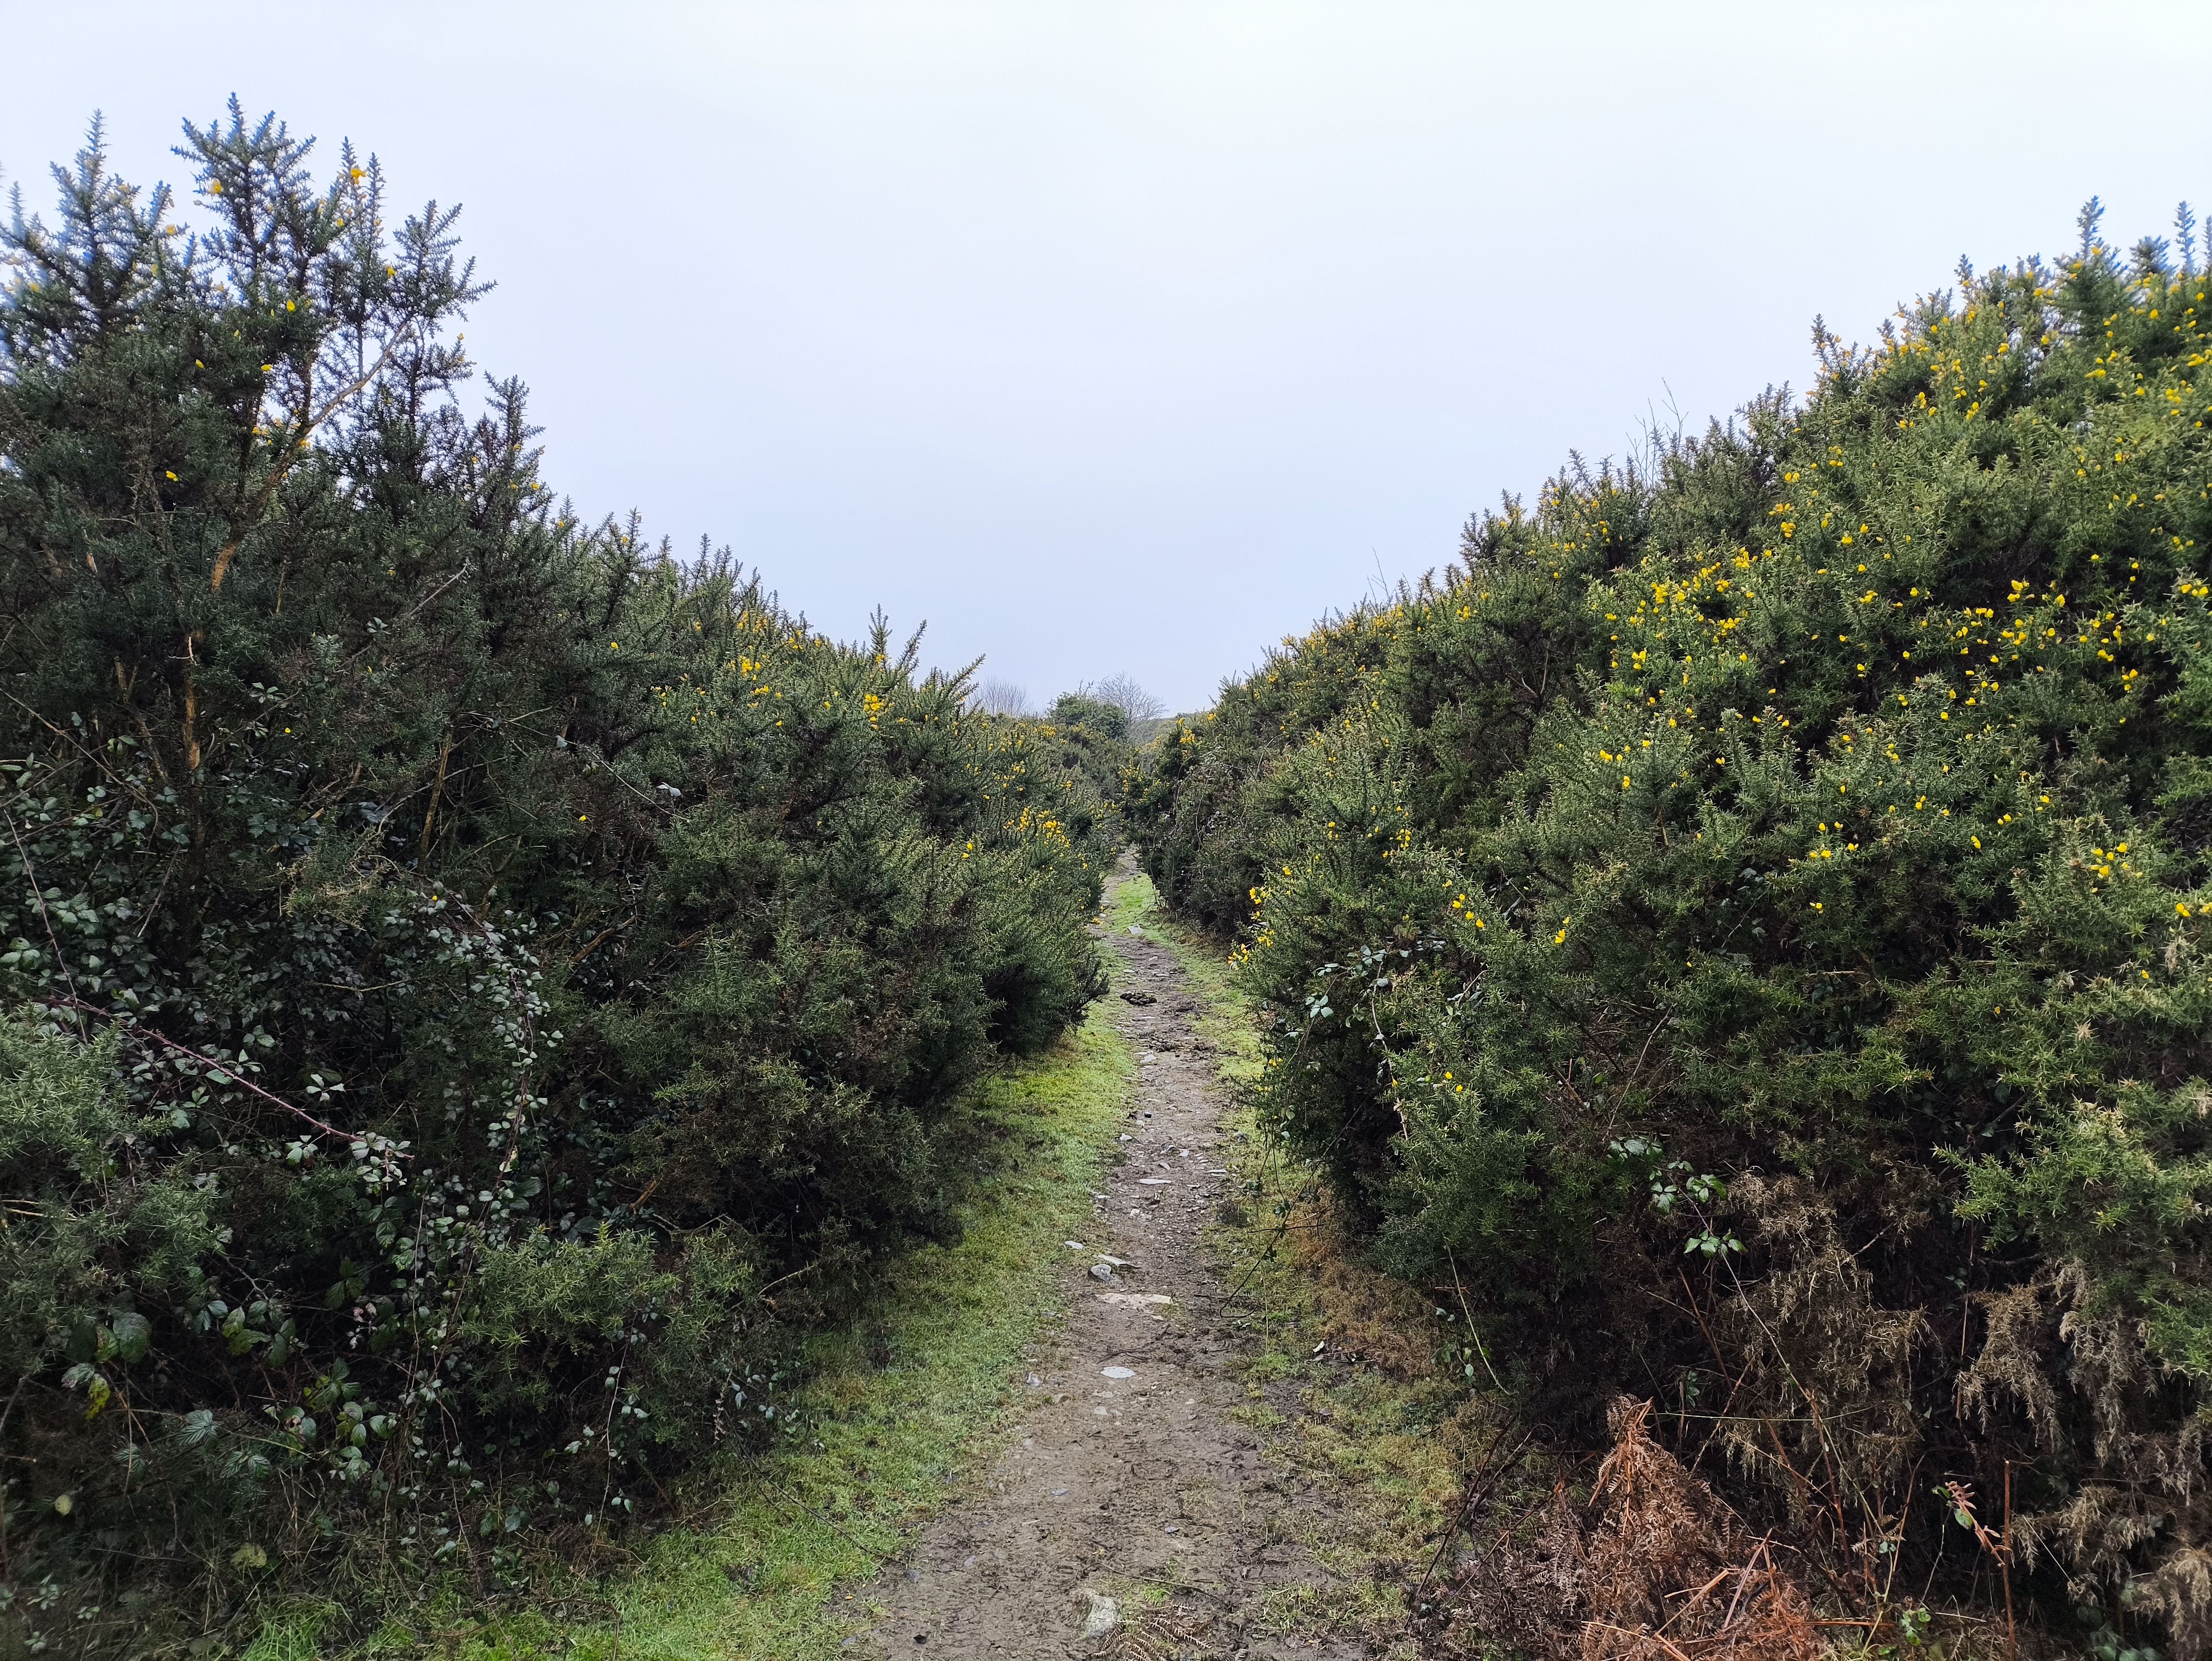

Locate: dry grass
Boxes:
[1109,1602,1229,1660]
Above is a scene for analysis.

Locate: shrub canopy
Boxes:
[0,106,1112,1629]
[1136,204,2212,1644]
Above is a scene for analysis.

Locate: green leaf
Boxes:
[109,1312,151,1363]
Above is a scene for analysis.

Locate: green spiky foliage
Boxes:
[1137,204,2212,1649]
[1033,689,1141,847]
[0,108,1105,1644]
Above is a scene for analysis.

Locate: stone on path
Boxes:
[1078,1589,1119,1639]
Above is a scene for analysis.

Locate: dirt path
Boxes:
[845,861,1373,1659]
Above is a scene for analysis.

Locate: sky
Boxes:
[5,1,2211,712]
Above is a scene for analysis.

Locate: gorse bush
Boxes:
[0,106,1108,1643]
[1138,203,2212,1652]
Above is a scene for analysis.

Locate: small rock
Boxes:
[1079,1589,1120,1640]
[1119,991,1156,1006]
[1026,1372,1042,1387]
[1088,1262,1116,1283]
[1127,925,1143,937]
[1101,1365,1135,1379]
[907,1566,922,1581]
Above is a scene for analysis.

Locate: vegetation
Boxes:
[1134,202,2212,1656]
[425,1004,1134,1661]
[13,89,2211,1661]
[0,107,1128,1650]
[1128,873,1508,1655]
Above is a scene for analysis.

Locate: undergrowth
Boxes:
[0,107,1137,1651]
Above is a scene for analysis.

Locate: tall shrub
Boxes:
[0,107,1105,1641]
[1139,206,2212,1648]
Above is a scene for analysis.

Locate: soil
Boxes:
[842,860,1377,1659]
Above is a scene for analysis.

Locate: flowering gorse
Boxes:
[1136,203,2212,1647]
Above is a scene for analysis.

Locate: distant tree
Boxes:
[972,676,1031,715]
[1083,672,1164,723]
[1047,691,1130,742]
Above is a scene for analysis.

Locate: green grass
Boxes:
[335,985,1136,1660]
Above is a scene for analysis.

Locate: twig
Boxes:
[56,995,397,1161]
[756,1256,827,1297]
[1410,1412,1524,1604]
[762,1479,883,1561]
[1082,1560,1228,1601]
[1719,1533,1772,1629]
[2003,1462,2017,1661]
[1449,1251,1508,1396]
[5,804,78,1001]
[1585,1619,1697,1661]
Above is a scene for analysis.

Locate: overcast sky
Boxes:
[6,2,2209,710]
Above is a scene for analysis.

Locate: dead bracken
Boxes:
[1430,1400,1820,1661]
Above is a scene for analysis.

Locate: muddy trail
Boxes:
[846,862,1376,1660]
